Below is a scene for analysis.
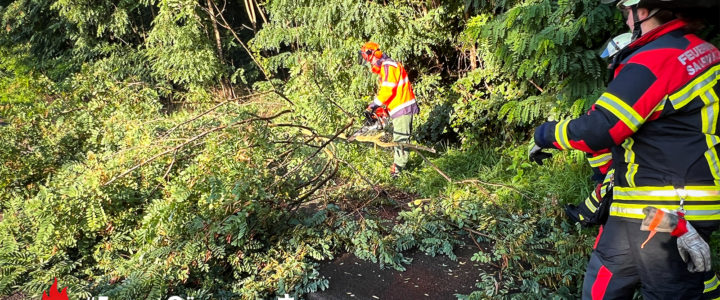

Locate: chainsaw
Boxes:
[347,106,389,141]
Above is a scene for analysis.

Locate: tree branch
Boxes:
[271,120,354,187]
[103,110,291,186]
[528,79,544,93]
[293,159,339,204]
[457,179,536,202]
[351,133,437,153]
[417,151,452,182]
[161,92,273,138]
[293,158,332,191]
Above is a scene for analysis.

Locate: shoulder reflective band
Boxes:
[669,64,720,109]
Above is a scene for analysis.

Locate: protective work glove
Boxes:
[528,144,552,165]
[564,204,587,226]
[366,103,380,112]
[640,206,711,272]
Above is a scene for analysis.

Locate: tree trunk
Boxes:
[207,0,224,63]
[206,0,234,98]
[470,44,477,71]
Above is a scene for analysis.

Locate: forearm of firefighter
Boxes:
[534,112,615,153]
[535,63,661,152]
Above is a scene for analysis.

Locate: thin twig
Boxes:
[212,1,296,106]
[162,149,179,180]
[335,156,383,197]
[311,64,353,119]
[103,110,291,186]
[528,79,544,93]
[294,158,332,191]
[270,140,321,148]
[272,91,296,106]
[417,151,452,182]
[418,149,536,202]
[467,230,483,250]
[267,143,307,172]
[269,123,319,136]
[464,227,496,241]
[293,160,339,204]
[147,148,179,196]
[252,0,267,23]
[213,4,276,90]
[161,92,272,138]
[457,179,536,202]
[161,101,229,138]
[267,131,324,172]
[463,227,500,269]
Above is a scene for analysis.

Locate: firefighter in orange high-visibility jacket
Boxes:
[359,42,420,178]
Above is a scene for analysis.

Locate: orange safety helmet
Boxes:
[359,42,384,73]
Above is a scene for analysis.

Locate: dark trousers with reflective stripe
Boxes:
[582,217,718,299]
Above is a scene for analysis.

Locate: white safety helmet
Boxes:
[601,0,662,40]
[600,32,633,58]
[602,0,718,9]
[616,0,641,6]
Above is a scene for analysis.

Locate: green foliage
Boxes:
[252,0,464,134]
[5,0,714,299]
[0,0,76,75]
[145,0,223,87]
[394,146,596,298]
[453,0,623,143]
[0,0,236,90]
[0,62,336,298]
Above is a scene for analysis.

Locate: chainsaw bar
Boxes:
[347,122,382,142]
[347,107,389,142]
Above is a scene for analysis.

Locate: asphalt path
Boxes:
[307,241,485,300]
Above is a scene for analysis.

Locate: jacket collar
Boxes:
[628,19,687,49]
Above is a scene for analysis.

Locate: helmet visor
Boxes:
[600,32,633,58]
[358,48,376,65]
[358,50,366,65]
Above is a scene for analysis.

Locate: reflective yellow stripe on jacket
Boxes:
[610,186,720,221]
[706,274,720,293]
[587,153,612,168]
[375,60,417,117]
[584,169,615,213]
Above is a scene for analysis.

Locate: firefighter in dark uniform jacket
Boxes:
[531,0,720,298]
